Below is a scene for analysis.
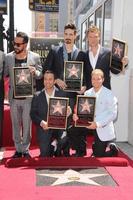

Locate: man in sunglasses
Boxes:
[4,32,42,158]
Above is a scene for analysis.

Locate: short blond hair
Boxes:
[91,69,104,78]
[87,25,100,36]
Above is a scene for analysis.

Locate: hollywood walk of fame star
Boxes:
[38,169,107,186]
[16,69,30,84]
[67,65,79,78]
[52,100,66,115]
[80,99,93,113]
[113,44,123,58]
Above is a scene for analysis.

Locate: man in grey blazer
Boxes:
[4,32,42,158]
[0,50,4,146]
[74,69,119,157]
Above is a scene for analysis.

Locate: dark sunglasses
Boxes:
[12,41,25,47]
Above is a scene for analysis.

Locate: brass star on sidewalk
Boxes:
[39,169,107,186]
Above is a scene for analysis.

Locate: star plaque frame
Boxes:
[13,67,33,98]
[47,97,69,129]
[110,38,128,72]
[64,61,83,92]
[75,95,96,127]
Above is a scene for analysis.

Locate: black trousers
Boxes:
[92,130,115,157]
[68,126,87,155]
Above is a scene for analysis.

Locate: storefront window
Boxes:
[103,0,112,48]
[95,6,102,31]
[81,20,88,50]
[88,14,94,27]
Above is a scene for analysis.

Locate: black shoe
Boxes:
[12,151,23,158]
[23,152,31,158]
[109,143,119,156]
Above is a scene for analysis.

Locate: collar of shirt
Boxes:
[89,44,101,69]
[92,85,103,98]
[44,86,56,104]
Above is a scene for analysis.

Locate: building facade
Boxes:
[31,0,74,37]
[73,0,133,145]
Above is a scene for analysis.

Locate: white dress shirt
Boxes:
[89,44,100,69]
[45,86,56,104]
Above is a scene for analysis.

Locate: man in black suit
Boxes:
[77,25,128,90]
[44,23,87,157]
[30,70,71,157]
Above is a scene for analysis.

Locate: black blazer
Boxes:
[30,88,67,127]
[77,47,119,90]
[44,45,79,80]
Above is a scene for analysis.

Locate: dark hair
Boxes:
[44,70,56,79]
[64,23,77,34]
[16,32,29,43]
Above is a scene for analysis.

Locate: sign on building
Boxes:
[30,37,63,65]
[30,37,63,90]
[29,0,59,12]
[0,0,7,14]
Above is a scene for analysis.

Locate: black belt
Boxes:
[13,97,26,100]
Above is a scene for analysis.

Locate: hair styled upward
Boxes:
[43,70,56,79]
[86,25,101,36]
[16,32,29,43]
[64,23,77,34]
[91,69,104,78]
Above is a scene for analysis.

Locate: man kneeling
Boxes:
[30,70,71,157]
[73,69,119,157]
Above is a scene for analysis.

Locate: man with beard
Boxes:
[44,23,87,157]
[4,32,42,158]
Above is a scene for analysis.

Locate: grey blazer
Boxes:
[4,51,42,103]
[0,51,4,81]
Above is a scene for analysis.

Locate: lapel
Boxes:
[58,46,64,64]
[55,89,59,97]
[42,90,48,107]
[86,50,93,70]
[95,47,104,69]
[72,48,79,60]
[11,52,16,68]
[97,86,105,104]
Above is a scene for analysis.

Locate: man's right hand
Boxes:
[73,113,79,121]
[40,120,48,130]
[55,79,67,90]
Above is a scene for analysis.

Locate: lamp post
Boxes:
[0,14,4,51]
[8,0,14,52]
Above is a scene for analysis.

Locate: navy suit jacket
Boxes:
[77,47,119,90]
[30,88,67,128]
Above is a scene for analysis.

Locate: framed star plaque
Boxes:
[75,95,96,127]
[47,97,69,129]
[64,61,83,92]
[13,67,33,98]
[110,38,128,72]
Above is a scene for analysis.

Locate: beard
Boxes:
[14,48,24,54]
[65,39,71,44]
